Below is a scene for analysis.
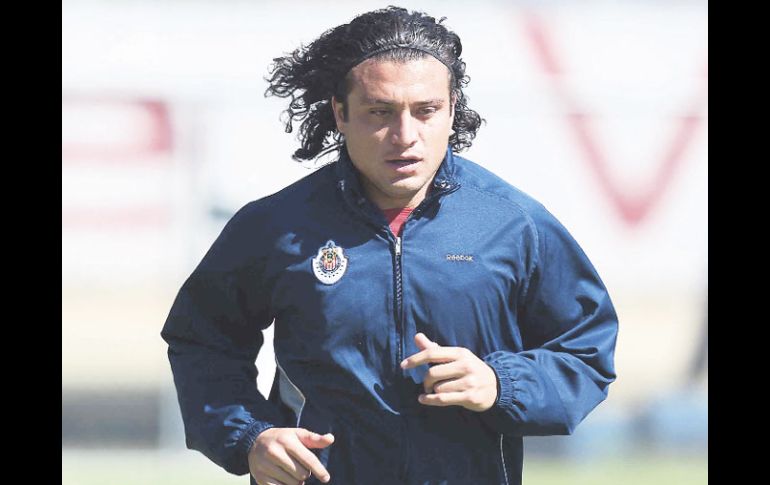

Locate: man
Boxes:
[161,7,618,485]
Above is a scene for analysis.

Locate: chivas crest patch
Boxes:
[312,240,348,285]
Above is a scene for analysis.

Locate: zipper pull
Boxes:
[395,236,402,256]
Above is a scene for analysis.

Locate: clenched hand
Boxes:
[400,333,499,412]
[248,427,334,485]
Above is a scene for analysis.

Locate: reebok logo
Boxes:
[446,254,474,262]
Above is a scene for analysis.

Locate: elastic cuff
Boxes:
[483,351,516,411]
[232,420,278,475]
[478,351,518,431]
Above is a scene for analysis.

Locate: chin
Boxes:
[388,181,423,194]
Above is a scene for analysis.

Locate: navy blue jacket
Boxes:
[161,146,618,485]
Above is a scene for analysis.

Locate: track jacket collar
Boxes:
[335,145,459,212]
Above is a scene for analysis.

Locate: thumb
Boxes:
[414,332,439,350]
[296,429,335,449]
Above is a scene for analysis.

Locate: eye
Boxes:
[370,109,390,117]
[418,106,439,116]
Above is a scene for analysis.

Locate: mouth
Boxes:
[387,158,422,172]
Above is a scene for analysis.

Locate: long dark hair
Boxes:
[265,6,483,161]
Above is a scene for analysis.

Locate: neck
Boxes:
[361,178,432,211]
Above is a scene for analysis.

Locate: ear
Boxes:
[331,96,346,135]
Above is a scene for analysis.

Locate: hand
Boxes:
[400,333,498,412]
[248,427,334,485]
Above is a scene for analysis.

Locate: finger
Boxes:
[414,332,439,350]
[296,430,335,449]
[423,361,466,392]
[287,437,332,483]
[259,460,303,485]
[417,391,467,407]
[432,377,467,394]
[272,448,312,482]
[401,347,463,369]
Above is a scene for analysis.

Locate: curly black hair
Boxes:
[265,6,483,161]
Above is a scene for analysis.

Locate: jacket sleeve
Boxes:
[479,205,618,436]
[160,203,286,475]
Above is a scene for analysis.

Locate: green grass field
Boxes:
[523,455,707,485]
[62,449,707,485]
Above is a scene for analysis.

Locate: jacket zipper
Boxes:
[394,235,403,368]
[394,234,410,482]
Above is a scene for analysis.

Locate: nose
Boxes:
[391,111,418,148]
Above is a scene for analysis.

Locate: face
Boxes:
[332,56,455,210]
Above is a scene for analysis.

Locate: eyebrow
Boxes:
[361,97,446,107]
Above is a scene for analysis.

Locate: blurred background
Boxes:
[62,0,708,483]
